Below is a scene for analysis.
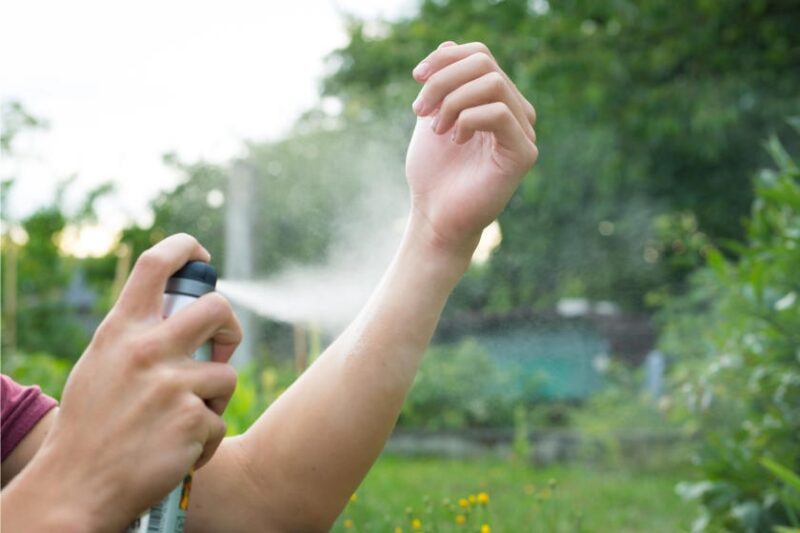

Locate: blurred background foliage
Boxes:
[2,0,799,531]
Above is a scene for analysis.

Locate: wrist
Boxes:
[2,442,117,533]
[405,208,480,278]
[1,461,95,533]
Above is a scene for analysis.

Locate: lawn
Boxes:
[334,455,696,532]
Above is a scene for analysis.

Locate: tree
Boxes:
[1,102,116,361]
[324,0,800,310]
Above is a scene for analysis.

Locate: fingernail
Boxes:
[412,96,424,114]
[451,129,458,143]
[413,61,430,78]
[438,40,456,49]
[431,115,439,133]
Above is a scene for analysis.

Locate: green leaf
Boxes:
[762,458,800,493]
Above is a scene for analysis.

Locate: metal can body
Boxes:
[127,263,216,533]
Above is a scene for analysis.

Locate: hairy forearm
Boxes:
[237,212,476,530]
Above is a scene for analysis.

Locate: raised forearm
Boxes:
[237,213,475,529]
[196,39,538,532]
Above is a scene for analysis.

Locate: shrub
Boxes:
[663,125,800,532]
[399,339,539,430]
[4,351,71,400]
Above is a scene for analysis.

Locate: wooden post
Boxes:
[293,323,308,374]
[225,161,256,367]
[2,238,18,356]
[110,242,131,304]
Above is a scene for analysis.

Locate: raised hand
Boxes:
[406,41,538,258]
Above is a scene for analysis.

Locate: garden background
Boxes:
[2,0,799,531]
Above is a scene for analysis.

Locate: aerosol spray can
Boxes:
[127,260,217,533]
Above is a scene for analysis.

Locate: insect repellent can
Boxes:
[127,261,217,533]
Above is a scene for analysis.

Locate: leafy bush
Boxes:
[663,125,800,532]
[223,361,296,436]
[4,351,71,400]
[569,361,687,468]
[398,339,541,430]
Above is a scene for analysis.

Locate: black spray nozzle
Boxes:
[166,261,217,298]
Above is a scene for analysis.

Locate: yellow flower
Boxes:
[343,518,354,529]
[458,498,470,509]
[395,528,403,533]
[411,518,422,530]
[349,493,358,503]
[481,524,491,533]
[468,494,477,504]
[455,514,467,525]
[477,492,489,505]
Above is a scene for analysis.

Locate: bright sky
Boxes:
[1,0,413,242]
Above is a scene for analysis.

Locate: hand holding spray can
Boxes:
[127,261,217,533]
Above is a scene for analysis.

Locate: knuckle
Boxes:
[93,312,121,343]
[458,106,477,125]
[471,51,495,70]
[438,93,457,119]
[156,366,182,392]
[424,70,446,96]
[527,141,540,166]
[202,292,232,324]
[491,101,512,121]
[220,365,238,395]
[471,41,491,56]
[128,335,165,368]
[527,102,537,123]
[172,232,198,246]
[485,71,506,92]
[213,416,227,439]
[135,249,169,276]
[180,395,207,428]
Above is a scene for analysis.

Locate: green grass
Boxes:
[334,455,696,532]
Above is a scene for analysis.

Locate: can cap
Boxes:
[166,261,217,297]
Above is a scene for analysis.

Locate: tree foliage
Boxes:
[325,0,800,310]
[1,103,116,361]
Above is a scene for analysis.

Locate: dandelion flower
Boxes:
[395,528,403,533]
[469,494,477,504]
[458,498,470,509]
[481,524,491,533]
[411,518,422,530]
[455,514,466,525]
[477,492,489,505]
[349,493,358,503]
[343,518,354,529]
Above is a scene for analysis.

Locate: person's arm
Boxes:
[1,408,58,486]
[1,234,242,532]
[187,41,538,532]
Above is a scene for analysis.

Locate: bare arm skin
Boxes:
[0,41,536,533]
[187,41,538,532]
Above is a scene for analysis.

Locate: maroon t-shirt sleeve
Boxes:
[1,374,57,462]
